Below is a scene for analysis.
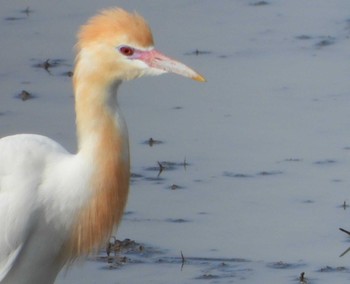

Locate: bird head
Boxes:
[75,8,205,84]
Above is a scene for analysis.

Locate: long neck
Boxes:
[65,59,130,260]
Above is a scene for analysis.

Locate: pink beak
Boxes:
[136,49,206,82]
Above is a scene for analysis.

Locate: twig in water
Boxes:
[299,272,307,283]
[339,247,350,257]
[339,228,350,236]
[180,251,185,270]
[157,161,164,177]
[183,157,188,170]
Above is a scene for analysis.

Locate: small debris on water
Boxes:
[283,158,303,162]
[106,238,141,257]
[62,71,73,77]
[223,170,283,178]
[143,137,163,146]
[267,261,305,269]
[313,159,337,165]
[166,218,190,223]
[184,49,212,56]
[223,172,254,178]
[145,160,189,177]
[315,36,336,48]
[5,16,26,21]
[250,1,269,6]
[168,184,183,190]
[17,90,33,101]
[302,200,314,204]
[296,35,313,40]
[257,170,283,176]
[195,274,220,280]
[21,7,33,16]
[318,266,348,272]
[341,201,349,210]
[35,59,54,72]
[32,58,69,74]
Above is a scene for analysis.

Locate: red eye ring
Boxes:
[119,46,135,56]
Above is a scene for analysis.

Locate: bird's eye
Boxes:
[119,46,135,56]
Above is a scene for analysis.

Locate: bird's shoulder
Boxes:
[0,133,70,169]
[0,133,68,155]
[0,133,70,196]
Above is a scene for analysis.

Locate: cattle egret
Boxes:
[0,8,204,284]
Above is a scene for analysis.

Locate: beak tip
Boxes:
[192,74,207,82]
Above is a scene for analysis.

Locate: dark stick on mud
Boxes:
[183,157,188,170]
[339,228,350,236]
[339,246,350,258]
[180,251,185,270]
[339,228,350,257]
[299,272,306,283]
[157,161,164,177]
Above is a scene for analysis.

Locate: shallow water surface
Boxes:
[2,0,350,283]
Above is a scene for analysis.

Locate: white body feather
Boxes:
[0,134,93,283]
